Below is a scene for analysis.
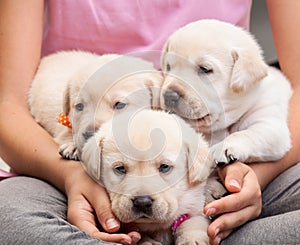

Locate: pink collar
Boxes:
[171,214,190,233]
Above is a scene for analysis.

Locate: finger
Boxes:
[69,198,141,244]
[80,220,133,244]
[207,206,259,240]
[85,181,121,232]
[209,229,233,245]
[128,231,142,244]
[204,192,249,217]
[91,231,134,245]
[218,161,247,193]
[67,195,135,244]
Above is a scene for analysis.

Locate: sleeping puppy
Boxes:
[29,51,162,160]
[81,109,212,245]
[160,19,293,166]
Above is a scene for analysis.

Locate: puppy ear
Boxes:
[144,72,163,110]
[81,134,103,182]
[230,48,268,93]
[63,83,71,115]
[160,40,169,71]
[185,133,212,185]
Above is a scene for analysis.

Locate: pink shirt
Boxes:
[1,0,253,177]
[43,0,252,60]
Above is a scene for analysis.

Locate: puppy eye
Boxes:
[113,102,127,110]
[114,166,126,175]
[197,66,213,75]
[166,63,171,72]
[75,103,84,111]
[159,164,173,174]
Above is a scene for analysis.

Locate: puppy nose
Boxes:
[164,90,180,107]
[133,195,153,214]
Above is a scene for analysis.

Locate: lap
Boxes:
[1,164,299,244]
[222,163,300,244]
[0,176,117,245]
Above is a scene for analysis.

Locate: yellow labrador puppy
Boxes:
[29,51,162,160]
[81,109,212,245]
[160,19,293,166]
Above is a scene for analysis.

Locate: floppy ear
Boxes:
[63,83,71,115]
[144,72,163,110]
[160,40,170,71]
[81,134,103,182]
[185,133,212,185]
[230,48,268,93]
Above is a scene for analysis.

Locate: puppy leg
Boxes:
[210,120,291,165]
[174,216,209,245]
[54,131,79,161]
[58,142,79,161]
[205,174,228,205]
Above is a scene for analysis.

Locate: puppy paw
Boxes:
[59,143,80,161]
[210,141,238,167]
[175,231,209,245]
[205,176,228,205]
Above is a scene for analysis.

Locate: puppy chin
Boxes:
[110,193,178,229]
[163,105,213,133]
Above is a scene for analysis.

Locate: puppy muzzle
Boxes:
[132,195,153,215]
[163,89,181,108]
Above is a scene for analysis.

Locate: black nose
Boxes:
[163,90,180,107]
[132,195,153,214]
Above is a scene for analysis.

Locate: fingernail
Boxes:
[120,239,131,245]
[214,228,220,237]
[229,179,241,190]
[215,236,221,245]
[106,217,119,230]
[131,234,141,244]
[205,207,217,216]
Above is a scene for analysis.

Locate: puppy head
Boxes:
[160,19,268,133]
[63,55,162,156]
[81,109,211,231]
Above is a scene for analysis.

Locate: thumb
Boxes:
[218,162,244,193]
[87,182,121,232]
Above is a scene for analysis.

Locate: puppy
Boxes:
[160,19,293,166]
[29,51,162,160]
[81,109,212,245]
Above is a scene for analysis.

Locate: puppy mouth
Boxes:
[183,113,211,125]
[134,217,160,223]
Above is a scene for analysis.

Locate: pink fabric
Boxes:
[42,0,252,62]
[1,0,252,176]
[0,169,17,181]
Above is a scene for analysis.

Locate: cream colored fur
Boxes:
[81,109,212,244]
[160,19,293,165]
[29,51,162,160]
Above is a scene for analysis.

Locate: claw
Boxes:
[228,154,237,163]
[216,161,226,168]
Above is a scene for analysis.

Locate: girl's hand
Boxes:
[65,163,141,245]
[204,161,262,245]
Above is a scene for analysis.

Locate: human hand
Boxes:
[64,163,141,245]
[203,161,262,245]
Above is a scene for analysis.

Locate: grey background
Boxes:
[250,0,277,64]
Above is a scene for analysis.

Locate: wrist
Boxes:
[249,161,285,190]
[62,160,90,195]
